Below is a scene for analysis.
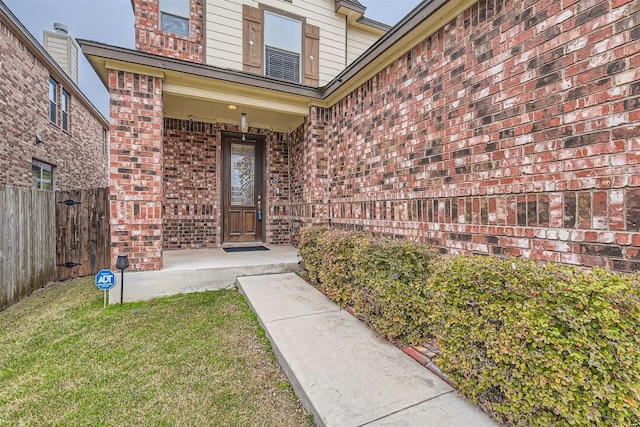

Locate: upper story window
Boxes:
[32,160,54,190]
[61,89,70,131]
[49,78,58,124]
[102,128,108,157]
[160,0,190,37]
[264,11,302,83]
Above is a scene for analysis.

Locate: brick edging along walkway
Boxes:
[342,305,455,388]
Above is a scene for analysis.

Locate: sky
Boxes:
[4,0,422,119]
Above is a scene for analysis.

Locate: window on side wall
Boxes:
[102,128,108,157]
[264,11,302,83]
[32,160,54,190]
[160,0,190,37]
[61,89,70,131]
[49,78,58,124]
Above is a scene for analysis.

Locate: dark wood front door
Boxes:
[222,134,264,243]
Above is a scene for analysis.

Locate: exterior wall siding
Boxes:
[205,0,381,85]
[316,0,640,272]
[0,19,107,190]
[346,26,380,65]
[162,118,291,249]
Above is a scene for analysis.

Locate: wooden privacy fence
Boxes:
[0,186,56,310]
[0,186,110,310]
[55,188,110,280]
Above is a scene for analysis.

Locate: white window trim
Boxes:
[32,159,54,190]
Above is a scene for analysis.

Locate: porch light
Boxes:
[116,253,129,305]
[241,113,249,141]
[241,113,248,133]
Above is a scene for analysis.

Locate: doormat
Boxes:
[223,246,270,253]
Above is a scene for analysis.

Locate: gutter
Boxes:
[77,39,325,100]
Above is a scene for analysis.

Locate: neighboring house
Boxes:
[0,1,109,191]
[80,0,639,273]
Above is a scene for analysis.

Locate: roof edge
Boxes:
[322,0,460,99]
[334,0,366,15]
[356,16,392,32]
[77,39,324,100]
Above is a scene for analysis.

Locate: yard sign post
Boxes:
[95,269,116,308]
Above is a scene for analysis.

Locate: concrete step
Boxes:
[108,246,300,304]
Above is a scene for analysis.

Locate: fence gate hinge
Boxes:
[58,262,82,269]
[59,199,81,206]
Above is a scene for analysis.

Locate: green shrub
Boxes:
[299,226,640,426]
[299,226,438,343]
[429,255,640,426]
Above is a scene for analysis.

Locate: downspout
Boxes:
[344,15,348,68]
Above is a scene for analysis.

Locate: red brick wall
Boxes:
[319,0,640,271]
[265,131,293,245]
[109,70,164,271]
[133,0,204,63]
[0,19,108,190]
[162,118,290,249]
[289,109,332,245]
[163,118,219,249]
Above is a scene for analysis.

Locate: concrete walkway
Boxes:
[237,273,497,427]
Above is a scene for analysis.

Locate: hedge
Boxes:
[299,226,640,426]
[300,226,438,344]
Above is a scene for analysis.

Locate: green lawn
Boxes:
[0,277,312,426]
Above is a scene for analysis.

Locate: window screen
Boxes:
[265,47,301,83]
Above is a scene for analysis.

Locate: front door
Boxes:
[222,134,264,243]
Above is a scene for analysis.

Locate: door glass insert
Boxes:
[231,143,255,206]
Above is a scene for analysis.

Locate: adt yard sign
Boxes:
[95,269,116,290]
[96,269,116,308]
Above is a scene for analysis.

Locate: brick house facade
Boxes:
[314,0,640,272]
[0,2,109,191]
[81,0,639,272]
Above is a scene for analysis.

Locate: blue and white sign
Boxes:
[95,269,116,291]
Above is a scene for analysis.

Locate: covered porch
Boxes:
[108,245,300,303]
[80,40,326,272]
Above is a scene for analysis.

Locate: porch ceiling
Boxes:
[163,94,306,132]
[161,69,310,132]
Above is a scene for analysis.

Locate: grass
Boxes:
[0,277,312,426]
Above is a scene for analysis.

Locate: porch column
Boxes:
[304,106,330,224]
[108,69,164,271]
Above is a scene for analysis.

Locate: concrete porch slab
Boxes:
[108,245,300,304]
